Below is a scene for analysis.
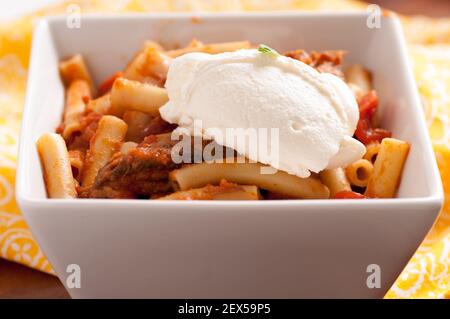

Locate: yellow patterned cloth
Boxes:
[0,0,448,298]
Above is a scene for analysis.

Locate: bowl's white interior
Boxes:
[21,13,439,200]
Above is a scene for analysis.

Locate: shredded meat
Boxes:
[141,115,177,141]
[81,134,229,199]
[123,112,176,143]
[284,49,345,78]
[65,111,103,151]
[82,135,179,198]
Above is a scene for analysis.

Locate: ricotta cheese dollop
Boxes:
[159,49,365,178]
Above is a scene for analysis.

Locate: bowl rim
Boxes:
[37,10,400,21]
[16,12,444,207]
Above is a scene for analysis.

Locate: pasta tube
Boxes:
[62,79,91,140]
[365,138,410,198]
[110,78,168,116]
[122,110,153,142]
[86,93,111,114]
[81,115,128,188]
[319,168,351,197]
[363,142,381,164]
[169,160,329,199]
[124,43,172,86]
[212,185,259,200]
[120,141,138,155]
[165,38,203,57]
[345,64,372,94]
[68,149,85,181]
[59,54,95,94]
[167,40,251,57]
[158,183,260,200]
[345,159,374,188]
[37,133,77,198]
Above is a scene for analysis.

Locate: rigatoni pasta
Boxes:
[122,110,154,143]
[166,40,251,57]
[319,168,351,198]
[110,78,168,116]
[37,39,410,200]
[345,159,374,188]
[61,79,91,140]
[158,181,260,200]
[124,43,172,86]
[363,142,381,164]
[59,54,95,94]
[68,149,85,181]
[86,93,111,115]
[169,160,330,199]
[120,141,138,155]
[81,115,128,188]
[365,138,410,198]
[37,133,77,198]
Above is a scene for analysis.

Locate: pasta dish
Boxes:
[36,39,410,200]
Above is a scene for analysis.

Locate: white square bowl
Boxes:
[17,13,443,298]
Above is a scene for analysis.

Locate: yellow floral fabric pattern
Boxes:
[0,18,54,273]
[385,45,450,299]
[0,0,448,298]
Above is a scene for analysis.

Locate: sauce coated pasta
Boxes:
[37,40,410,200]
